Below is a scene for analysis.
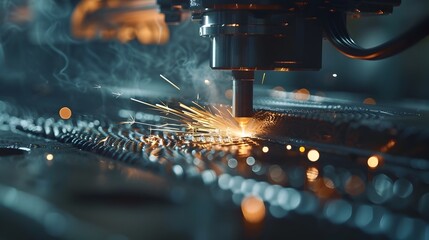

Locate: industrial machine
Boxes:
[1,0,429,239]
[156,0,429,122]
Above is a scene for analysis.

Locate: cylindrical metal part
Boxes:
[232,71,254,118]
[200,10,322,71]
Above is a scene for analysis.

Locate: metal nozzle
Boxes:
[232,70,254,119]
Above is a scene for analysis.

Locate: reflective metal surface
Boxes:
[1,95,429,239]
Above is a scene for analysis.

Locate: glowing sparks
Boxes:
[130,98,265,139]
[98,136,109,145]
[112,92,122,98]
[261,72,266,84]
[160,74,180,91]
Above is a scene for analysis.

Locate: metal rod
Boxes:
[232,70,254,118]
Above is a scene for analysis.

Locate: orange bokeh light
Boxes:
[367,155,379,168]
[363,98,376,105]
[294,88,310,101]
[241,196,266,224]
[306,167,319,182]
[59,107,72,120]
[225,89,233,99]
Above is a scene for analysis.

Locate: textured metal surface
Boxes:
[1,98,429,239]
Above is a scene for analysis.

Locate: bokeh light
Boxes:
[363,98,376,105]
[262,146,269,153]
[46,153,54,161]
[225,89,233,100]
[367,155,379,168]
[241,196,266,224]
[59,107,72,120]
[307,149,320,162]
[306,167,319,182]
[345,175,365,196]
[294,88,310,101]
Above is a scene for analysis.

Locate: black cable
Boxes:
[322,12,429,60]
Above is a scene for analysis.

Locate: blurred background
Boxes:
[1,2,429,239]
[0,0,429,114]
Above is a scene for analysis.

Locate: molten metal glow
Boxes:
[130,98,265,139]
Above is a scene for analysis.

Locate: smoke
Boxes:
[0,0,27,77]
[0,0,231,106]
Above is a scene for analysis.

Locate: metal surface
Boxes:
[1,97,429,239]
[201,10,322,71]
[232,70,254,118]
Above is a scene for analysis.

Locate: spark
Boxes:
[261,72,266,84]
[160,74,180,91]
[98,136,109,145]
[112,92,122,98]
[120,113,182,131]
[119,114,137,125]
[130,98,266,139]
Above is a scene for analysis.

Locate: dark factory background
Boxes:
[1,1,429,240]
[1,0,429,114]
